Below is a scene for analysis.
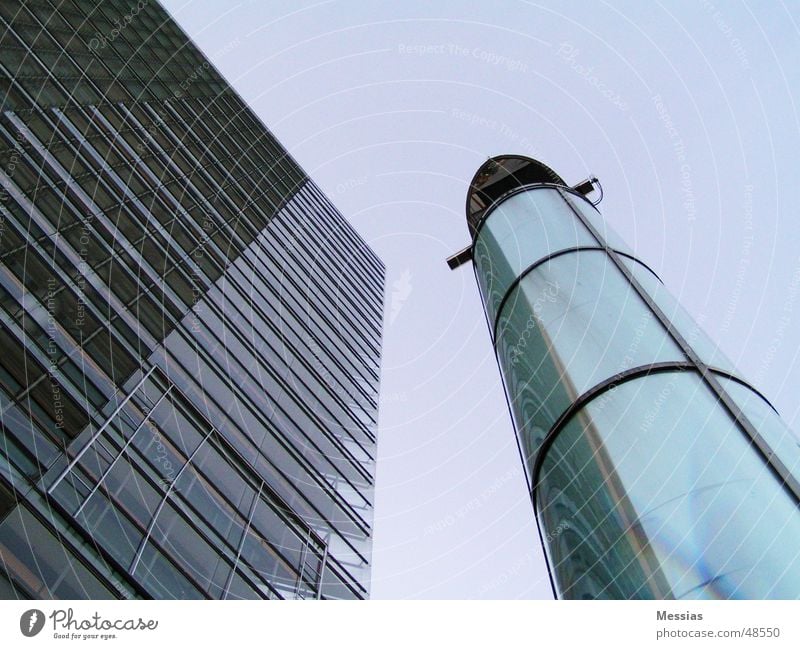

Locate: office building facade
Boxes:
[0,0,384,599]
[453,155,800,599]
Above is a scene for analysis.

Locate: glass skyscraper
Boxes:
[0,0,384,599]
[454,154,800,599]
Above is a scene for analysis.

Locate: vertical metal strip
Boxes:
[73,387,173,517]
[47,367,158,493]
[557,188,800,506]
[222,482,263,599]
[129,428,216,574]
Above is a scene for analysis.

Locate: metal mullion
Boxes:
[294,535,310,599]
[4,112,187,324]
[89,432,244,599]
[156,403,334,567]
[0,12,87,107]
[175,136,379,360]
[90,107,233,273]
[0,297,107,435]
[0,166,159,356]
[17,1,143,110]
[209,263,378,428]
[222,251,379,413]
[0,206,124,383]
[121,428,288,599]
[74,454,215,599]
[240,514,325,599]
[298,181,385,282]
[233,521,313,600]
[139,104,280,264]
[71,0,179,99]
[161,101,285,226]
[129,426,215,573]
[72,387,172,516]
[228,230,384,412]
[273,201,383,348]
[557,187,800,506]
[244,233,381,381]
[203,269,378,455]
[47,366,156,493]
[49,109,211,303]
[56,110,215,295]
[489,246,664,342]
[145,105,280,247]
[221,259,380,433]
[237,239,381,385]
[2,273,114,404]
[223,481,262,598]
[303,181,386,280]
[4,480,136,599]
[156,331,374,544]
[185,311,376,489]
[281,192,384,315]
[214,274,375,440]
[168,99,297,214]
[297,182,386,291]
[320,555,367,599]
[115,104,252,261]
[166,104,246,186]
[315,543,329,599]
[198,99,293,187]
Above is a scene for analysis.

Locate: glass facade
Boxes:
[467,155,800,599]
[0,0,384,599]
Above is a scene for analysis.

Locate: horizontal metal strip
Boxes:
[491,246,662,341]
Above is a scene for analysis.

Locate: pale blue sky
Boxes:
[161,0,800,599]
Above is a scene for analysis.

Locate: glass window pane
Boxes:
[148,502,231,598]
[238,512,299,597]
[496,251,683,480]
[539,371,800,599]
[563,191,634,255]
[0,506,114,599]
[475,188,596,321]
[622,257,738,375]
[716,375,800,479]
[135,542,204,600]
[78,492,143,567]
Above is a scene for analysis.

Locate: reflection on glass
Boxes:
[563,191,634,256]
[475,188,596,321]
[716,376,800,480]
[621,258,739,375]
[496,251,683,480]
[538,371,800,599]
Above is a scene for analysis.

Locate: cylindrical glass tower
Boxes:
[460,155,800,599]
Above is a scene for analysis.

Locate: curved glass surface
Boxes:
[495,251,684,480]
[621,258,739,375]
[716,375,800,479]
[538,371,800,599]
[563,191,634,256]
[474,188,596,322]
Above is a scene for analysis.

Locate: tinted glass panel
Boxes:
[496,251,683,479]
[475,188,595,321]
[622,257,739,375]
[716,376,800,480]
[539,372,800,599]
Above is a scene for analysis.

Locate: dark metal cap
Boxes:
[466,155,566,239]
